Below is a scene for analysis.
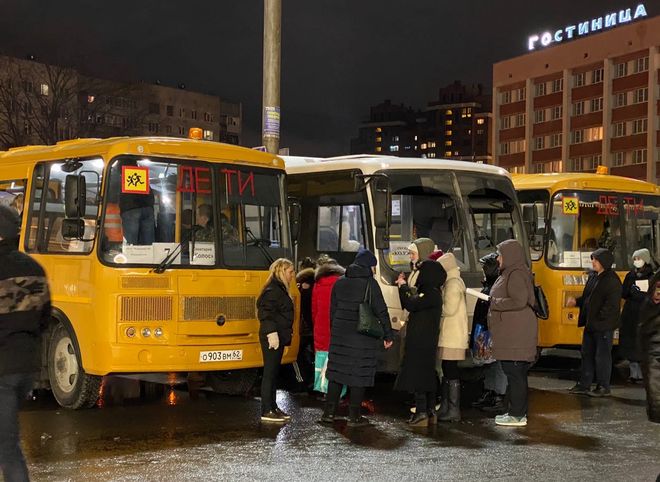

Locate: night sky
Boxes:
[0,0,645,155]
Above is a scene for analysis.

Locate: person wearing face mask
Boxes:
[639,270,660,423]
[619,249,656,383]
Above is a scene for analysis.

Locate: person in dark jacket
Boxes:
[639,270,660,423]
[471,252,508,413]
[396,260,447,426]
[322,248,394,427]
[619,248,656,383]
[0,206,51,482]
[296,257,316,392]
[488,240,538,427]
[311,258,345,396]
[257,258,295,423]
[567,248,623,397]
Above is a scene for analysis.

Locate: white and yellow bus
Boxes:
[514,171,660,349]
[285,155,529,371]
[0,135,298,408]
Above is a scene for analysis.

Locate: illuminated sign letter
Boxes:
[554,29,563,42]
[591,17,603,31]
[605,13,617,27]
[177,166,195,193]
[634,4,648,19]
[578,21,589,35]
[237,171,255,197]
[222,169,237,195]
[540,32,552,47]
[528,35,539,50]
[194,167,211,194]
[619,8,632,23]
[565,25,576,38]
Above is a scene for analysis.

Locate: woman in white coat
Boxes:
[436,253,468,422]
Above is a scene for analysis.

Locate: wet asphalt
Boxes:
[17,363,660,482]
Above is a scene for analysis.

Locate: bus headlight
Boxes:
[125,327,136,338]
[154,327,163,338]
[141,327,152,338]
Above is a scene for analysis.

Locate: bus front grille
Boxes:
[120,296,173,321]
[182,296,256,321]
[120,276,170,290]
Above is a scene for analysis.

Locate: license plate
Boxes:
[199,350,243,363]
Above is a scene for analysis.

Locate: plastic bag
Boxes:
[472,324,495,365]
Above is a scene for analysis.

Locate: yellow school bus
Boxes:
[0,136,298,408]
[514,171,660,349]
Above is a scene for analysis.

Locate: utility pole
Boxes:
[262,0,281,154]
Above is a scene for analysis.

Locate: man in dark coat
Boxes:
[396,260,446,426]
[567,248,623,397]
[322,248,393,426]
[295,258,316,392]
[639,270,660,423]
[0,206,51,481]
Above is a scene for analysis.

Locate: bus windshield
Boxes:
[101,156,289,269]
[383,169,523,275]
[546,190,658,271]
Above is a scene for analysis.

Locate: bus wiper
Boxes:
[152,243,183,274]
[244,227,274,265]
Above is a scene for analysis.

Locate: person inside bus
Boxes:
[9,193,23,217]
[619,248,656,383]
[219,212,240,245]
[119,189,155,246]
[567,248,623,397]
[340,220,360,252]
[193,204,214,242]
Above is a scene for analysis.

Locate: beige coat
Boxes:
[437,253,468,360]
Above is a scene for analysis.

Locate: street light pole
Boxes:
[262,0,281,154]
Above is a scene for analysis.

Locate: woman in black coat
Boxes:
[322,248,394,427]
[640,270,660,423]
[256,258,295,423]
[395,259,447,426]
[619,248,656,382]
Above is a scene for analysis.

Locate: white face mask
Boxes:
[633,259,645,269]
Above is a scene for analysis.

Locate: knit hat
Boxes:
[0,205,20,240]
[354,247,377,267]
[591,248,614,270]
[410,238,436,260]
[632,248,651,265]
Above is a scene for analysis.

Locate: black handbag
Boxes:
[532,284,550,320]
[357,280,384,339]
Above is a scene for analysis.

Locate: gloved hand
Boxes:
[267,332,280,350]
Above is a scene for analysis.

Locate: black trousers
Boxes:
[0,373,33,482]
[442,360,460,380]
[327,381,365,412]
[500,361,530,418]
[260,338,284,414]
[579,330,614,390]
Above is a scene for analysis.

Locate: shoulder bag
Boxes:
[357,280,385,339]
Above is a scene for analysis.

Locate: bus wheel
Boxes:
[207,369,258,396]
[48,323,102,409]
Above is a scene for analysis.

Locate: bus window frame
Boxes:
[26,158,103,256]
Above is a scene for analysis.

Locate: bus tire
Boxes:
[47,323,101,409]
[207,369,258,396]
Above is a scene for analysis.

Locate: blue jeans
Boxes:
[121,207,155,245]
[0,373,33,482]
[579,330,614,390]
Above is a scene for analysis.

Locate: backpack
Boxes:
[506,268,549,320]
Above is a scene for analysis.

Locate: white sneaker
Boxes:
[495,414,527,427]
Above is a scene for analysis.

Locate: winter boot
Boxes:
[408,412,429,427]
[427,392,437,424]
[436,378,450,418]
[438,380,461,422]
[471,390,494,408]
[347,405,369,427]
[320,402,337,424]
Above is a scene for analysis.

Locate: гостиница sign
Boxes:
[527,3,648,51]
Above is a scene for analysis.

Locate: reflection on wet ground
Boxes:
[20,368,660,481]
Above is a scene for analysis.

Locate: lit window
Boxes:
[445,130,452,136]
[445,140,452,147]
[203,129,214,140]
[445,109,453,115]
[427,152,436,158]
[414,135,418,141]
[375,127,382,133]
[375,137,382,143]
[420,143,427,150]
[375,146,382,152]
[428,141,436,148]
[445,120,453,126]
[453,151,459,156]
[389,145,399,152]
[477,118,485,125]
[444,151,452,157]
[40,83,49,96]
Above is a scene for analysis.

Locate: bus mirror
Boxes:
[61,218,85,240]
[65,175,86,218]
[522,204,538,239]
[372,177,391,230]
[288,198,301,243]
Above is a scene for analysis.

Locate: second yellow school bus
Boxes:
[514,171,659,349]
[0,136,299,408]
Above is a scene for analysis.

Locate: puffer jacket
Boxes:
[437,253,468,351]
[576,248,622,332]
[257,277,294,346]
[0,239,51,376]
[311,262,345,352]
[640,271,660,423]
[488,240,538,362]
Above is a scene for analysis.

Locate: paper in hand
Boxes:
[466,287,490,302]
[635,280,649,292]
